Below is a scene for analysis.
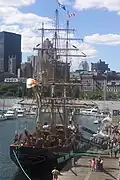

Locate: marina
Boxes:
[0,116,89,179]
[0,2,120,180]
[0,116,120,180]
[5,6,110,179]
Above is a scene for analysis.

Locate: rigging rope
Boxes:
[13,150,32,180]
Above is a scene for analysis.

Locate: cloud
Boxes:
[70,42,97,69]
[57,0,72,5]
[73,0,120,14]
[0,0,96,66]
[0,7,52,25]
[0,0,35,7]
[0,4,53,52]
[71,42,97,69]
[84,33,120,45]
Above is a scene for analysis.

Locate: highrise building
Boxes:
[79,61,89,71]
[0,31,21,74]
[91,59,110,74]
[8,55,16,74]
[21,62,33,78]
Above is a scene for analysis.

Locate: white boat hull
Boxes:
[0,116,7,121]
[5,116,17,120]
[17,114,25,118]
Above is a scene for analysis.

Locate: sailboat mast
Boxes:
[66,20,69,82]
[41,23,44,82]
[36,23,44,127]
[33,10,86,131]
[51,9,59,128]
[63,20,69,138]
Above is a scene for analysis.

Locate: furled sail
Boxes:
[26,78,37,89]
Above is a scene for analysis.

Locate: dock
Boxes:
[59,154,119,180]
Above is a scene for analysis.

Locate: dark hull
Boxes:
[10,145,74,174]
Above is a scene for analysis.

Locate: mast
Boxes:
[35,23,44,129]
[51,9,58,130]
[63,20,69,138]
[33,9,87,133]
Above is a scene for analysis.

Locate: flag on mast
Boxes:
[56,0,66,11]
[67,10,75,17]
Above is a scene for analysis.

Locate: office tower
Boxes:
[0,31,21,74]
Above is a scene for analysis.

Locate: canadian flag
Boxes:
[26,78,38,89]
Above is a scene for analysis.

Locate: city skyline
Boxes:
[0,0,120,71]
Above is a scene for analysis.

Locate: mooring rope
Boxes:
[13,150,32,180]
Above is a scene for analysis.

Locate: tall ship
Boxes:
[10,9,88,175]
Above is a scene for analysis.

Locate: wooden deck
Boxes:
[59,155,119,180]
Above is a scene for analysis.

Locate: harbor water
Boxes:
[0,118,36,180]
[0,115,99,180]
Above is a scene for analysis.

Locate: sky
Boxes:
[1,0,120,71]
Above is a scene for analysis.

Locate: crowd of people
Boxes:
[105,122,120,158]
[50,119,120,180]
[89,121,120,172]
[88,157,103,172]
[13,122,81,149]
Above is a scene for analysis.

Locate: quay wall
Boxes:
[0,98,22,109]
[0,98,120,111]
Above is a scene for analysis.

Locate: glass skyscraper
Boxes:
[0,31,21,74]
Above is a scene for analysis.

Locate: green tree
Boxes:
[107,92,117,100]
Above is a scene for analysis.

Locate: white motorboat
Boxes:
[26,110,36,116]
[4,109,17,120]
[25,106,36,117]
[16,108,25,118]
[0,114,6,121]
[80,107,100,115]
[75,107,106,119]
[93,120,99,124]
